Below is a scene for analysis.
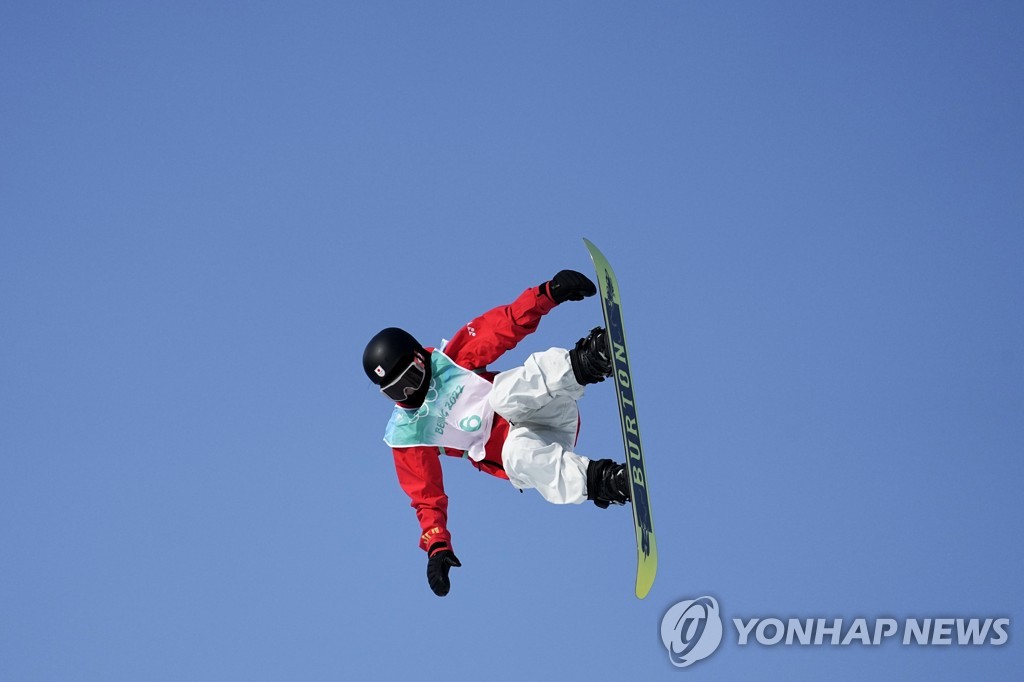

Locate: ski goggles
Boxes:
[380,354,427,402]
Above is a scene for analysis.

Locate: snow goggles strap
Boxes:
[380,354,427,402]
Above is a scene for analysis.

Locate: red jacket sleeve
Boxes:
[392,445,452,554]
[445,285,558,370]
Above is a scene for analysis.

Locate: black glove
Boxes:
[545,270,596,303]
[426,548,462,597]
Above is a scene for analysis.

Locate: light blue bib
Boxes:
[383,351,495,461]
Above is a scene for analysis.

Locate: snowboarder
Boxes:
[362,270,631,597]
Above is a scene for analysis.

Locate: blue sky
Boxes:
[2,2,1022,679]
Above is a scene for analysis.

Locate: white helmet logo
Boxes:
[374,365,385,377]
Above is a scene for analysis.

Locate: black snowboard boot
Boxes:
[570,326,613,385]
[587,458,630,508]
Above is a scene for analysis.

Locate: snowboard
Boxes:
[583,238,658,599]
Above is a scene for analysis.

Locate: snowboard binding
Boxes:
[570,326,613,385]
[587,458,631,508]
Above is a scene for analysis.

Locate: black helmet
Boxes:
[363,327,430,403]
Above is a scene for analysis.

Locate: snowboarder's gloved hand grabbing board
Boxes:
[544,270,596,303]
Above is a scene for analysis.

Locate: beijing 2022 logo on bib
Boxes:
[660,596,724,668]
